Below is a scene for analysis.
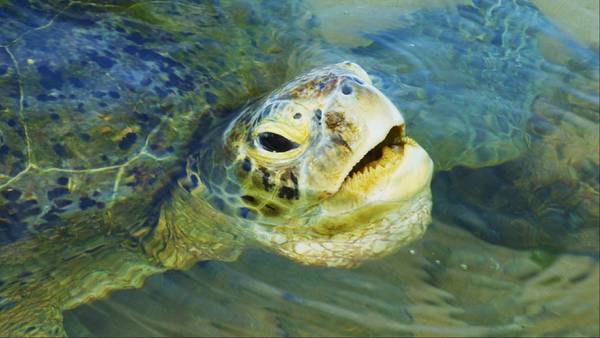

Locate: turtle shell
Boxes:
[0,0,316,244]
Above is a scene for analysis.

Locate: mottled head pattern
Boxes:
[203,62,434,267]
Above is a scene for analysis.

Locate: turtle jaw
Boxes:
[251,187,433,268]
[323,124,433,212]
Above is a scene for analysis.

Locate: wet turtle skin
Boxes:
[0,0,316,245]
[0,0,319,335]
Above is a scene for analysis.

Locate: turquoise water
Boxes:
[0,0,598,336]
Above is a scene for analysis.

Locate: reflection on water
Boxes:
[66,1,600,336]
[7,0,597,336]
[66,224,598,336]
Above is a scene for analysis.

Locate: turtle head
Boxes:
[221,62,434,267]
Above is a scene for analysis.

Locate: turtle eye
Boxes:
[257,132,299,152]
[341,82,353,95]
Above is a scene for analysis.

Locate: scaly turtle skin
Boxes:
[0,0,320,335]
[0,1,436,335]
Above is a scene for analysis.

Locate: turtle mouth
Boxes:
[342,124,408,186]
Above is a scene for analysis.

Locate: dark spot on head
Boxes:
[205,91,217,105]
[314,109,322,121]
[56,177,69,185]
[242,158,252,172]
[290,172,298,186]
[1,189,21,201]
[118,132,137,150]
[49,113,60,121]
[79,197,96,210]
[262,203,280,216]
[278,186,298,200]
[260,168,273,191]
[325,111,346,131]
[293,113,302,119]
[241,195,257,205]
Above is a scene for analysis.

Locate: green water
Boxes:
[0,0,598,336]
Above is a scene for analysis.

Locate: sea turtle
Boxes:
[0,1,436,335]
[1,0,598,336]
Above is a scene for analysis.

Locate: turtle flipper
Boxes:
[1,300,65,337]
[0,228,164,336]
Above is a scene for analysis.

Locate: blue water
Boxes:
[0,0,598,336]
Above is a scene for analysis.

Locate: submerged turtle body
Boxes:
[0,1,318,335]
[1,0,597,336]
[0,0,311,244]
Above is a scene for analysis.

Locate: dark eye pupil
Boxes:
[341,83,353,95]
[257,132,299,152]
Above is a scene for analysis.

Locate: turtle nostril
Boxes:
[351,76,364,85]
[341,83,353,95]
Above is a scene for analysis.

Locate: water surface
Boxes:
[7,0,597,336]
[66,1,600,336]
